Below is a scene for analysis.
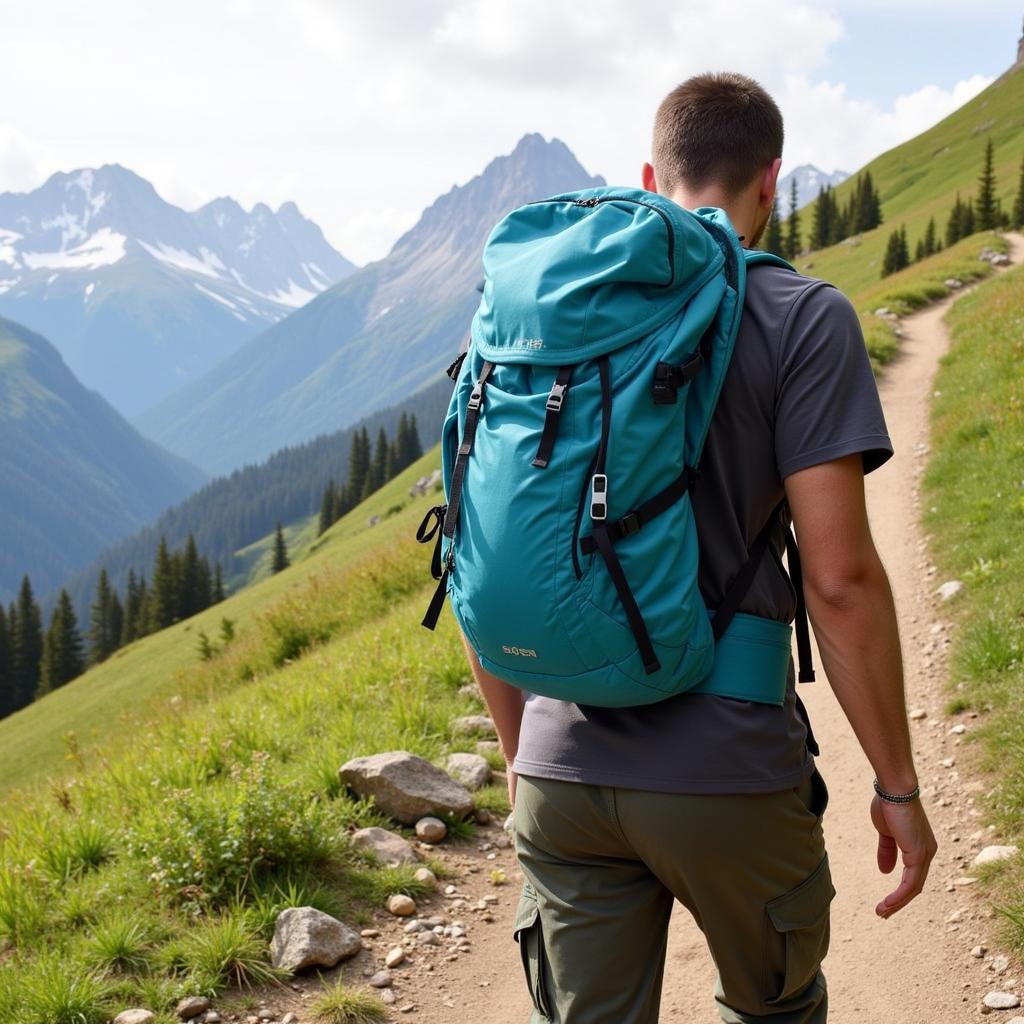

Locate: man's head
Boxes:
[642,72,783,247]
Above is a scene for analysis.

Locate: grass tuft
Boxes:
[310,981,388,1023]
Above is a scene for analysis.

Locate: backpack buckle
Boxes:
[546,382,567,412]
[590,474,608,521]
[467,383,485,411]
[619,512,641,537]
[652,363,678,405]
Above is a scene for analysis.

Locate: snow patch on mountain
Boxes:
[22,228,127,270]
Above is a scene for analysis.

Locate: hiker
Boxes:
[424,71,937,1023]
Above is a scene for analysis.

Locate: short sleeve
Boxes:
[774,282,893,480]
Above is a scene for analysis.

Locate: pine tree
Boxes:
[150,536,177,630]
[811,186,831,250]
[762,197,784,256]
[346,427,370,506]
[135,574,151,640]
[962,198,976,237]
[404,415,422,466]
[37,590,84,696]
[179,534,203,620]
[946,194,964,247]
[898,225,910,269]
[915,238,925,262]
[121,569,140,646]
[11,576,43,711]
[881,226,910,277]
[784,178,801,260]
[88,569,117,665]
[1012,154,1024,230]
[370,427,389,492]
[213,563,225,604]
[923,217,937,257]
[976,138,998,232]
[318,480,337,535]
[271,522,290,573]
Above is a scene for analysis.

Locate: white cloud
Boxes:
[0,0,999,262]
[777,73,993,175]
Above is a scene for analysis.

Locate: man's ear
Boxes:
[642,162,657,193]
[761,157,782,209]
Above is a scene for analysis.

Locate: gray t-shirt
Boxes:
[511,265,893,794]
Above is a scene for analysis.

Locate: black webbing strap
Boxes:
[784,525,816,683]
[588,356,660,675]
[578,465,698,555]
[446,352,467,382]
[652,352,704,404]
[532,364,574,468]
[416,504,446,580]
[711,500,784,642]
[592,524,660,674]
[796,693,820,756]
[442,361,493,540]
[422,569,449,631]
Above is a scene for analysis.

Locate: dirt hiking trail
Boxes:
[303,234,1023,1024]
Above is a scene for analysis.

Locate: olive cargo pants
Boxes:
[511,769,833,1023]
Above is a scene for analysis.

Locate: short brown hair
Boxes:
[652,72,783,197]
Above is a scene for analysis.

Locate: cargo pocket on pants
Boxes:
[763,854,835,1006]
[514,881,553,1020]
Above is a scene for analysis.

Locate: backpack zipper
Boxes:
[529,195,677,287]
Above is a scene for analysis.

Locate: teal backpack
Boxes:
[417,186,815,709]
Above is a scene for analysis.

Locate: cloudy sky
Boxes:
[1,1,1019,263]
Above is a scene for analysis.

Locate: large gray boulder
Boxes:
[351,826,418,866]
[270,906,362,973]
[339,751,474,825]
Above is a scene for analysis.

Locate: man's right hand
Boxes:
[870,795,938,918]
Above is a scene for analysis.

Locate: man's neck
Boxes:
[667,186,758,244]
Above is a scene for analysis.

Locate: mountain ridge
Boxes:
[134,133,605,475]
[0,164,356,415]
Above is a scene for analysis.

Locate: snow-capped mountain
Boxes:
[776,164,849,212]
[0,165,355,415]
[137,133,605,475]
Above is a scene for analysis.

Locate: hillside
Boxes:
[0,316,206,607]
[790,62,1024,295]
[0,165,355,415]
[134,133,604,476]
[54,376,452,631]
[0,445,443,795]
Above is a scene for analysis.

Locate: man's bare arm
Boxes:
[460,634,525,804]
[785,453,937,918]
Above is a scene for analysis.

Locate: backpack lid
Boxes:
[471,187,741,366]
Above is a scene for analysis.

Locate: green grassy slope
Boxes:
[789,63,1023,297]
[923,264,1024,952]
[0,447,442,796]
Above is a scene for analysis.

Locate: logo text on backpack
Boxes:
[502,644,538,658]
[511,338,544,350]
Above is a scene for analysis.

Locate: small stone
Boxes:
[450,715,497,738]
[476,740,500,755]
[282,1016,297,1024]
[399,1005,416,1014]
[909,708,927,721]
[381,989,397,1005]
[974,846,1019,869]
[413,867,438,888]
[386,945,407,968]
[270,907,362,972]
[257,1012,275,1022]
[444,884,458,896]
[404,919,424,933]
[446,752,493,790]
[993,955,1011,974]
[940,757,956,768]
[416,816,447,843]
[176,999,213,1021]
[955,876,979,886]
[115,1013,156,1024]
[950,723,967,734]
[204,1015,222,1024]
[971,945,987,958]
[946,908,965,923]
[417,929,440,945]
[474,807,493,825]
[388,893,417,916]
[937,580,964,601]
[352,826,419,866]
[361,928,380,937]
[983,992,1021,1010]
[369,969,393,988]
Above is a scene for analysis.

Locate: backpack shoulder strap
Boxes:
[743,249,796,272]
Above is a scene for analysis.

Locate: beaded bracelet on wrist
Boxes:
[873,778,920,804]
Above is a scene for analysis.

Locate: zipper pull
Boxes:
[574,198,600,207]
